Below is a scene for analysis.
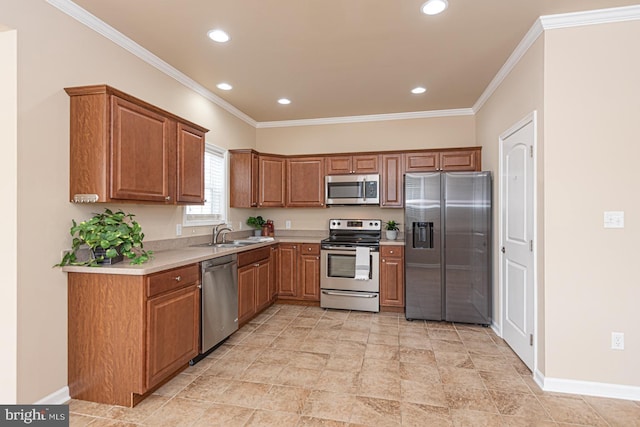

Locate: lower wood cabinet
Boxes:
[380,246,404,309]
[68,264,200,407]
[277,243,320,302]
[237,246,273,326]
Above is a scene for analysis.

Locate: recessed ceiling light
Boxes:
[411,87,427,94]
[207,29,230,43]
[216,83,232,91]
[421,0,448,15]
[277,98,291,105]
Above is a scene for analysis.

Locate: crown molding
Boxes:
[256,108,474,128]
[46,0,257,127]
[540,4,640,30]
[473,5,640,114]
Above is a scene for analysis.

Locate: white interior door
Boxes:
[500,117,535,370]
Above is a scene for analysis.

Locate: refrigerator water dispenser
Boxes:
[412,222,434,249]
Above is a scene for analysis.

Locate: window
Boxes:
[184,143,227,226]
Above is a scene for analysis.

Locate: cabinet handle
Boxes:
[197,284,202,289]
[254,263,260,267]
[382,260,386,263]
[175,275,182,282]
[389,250,394,254]
[308,247,312,251]
[165,196,171,201]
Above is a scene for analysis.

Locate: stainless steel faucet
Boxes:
[212,224,232,244]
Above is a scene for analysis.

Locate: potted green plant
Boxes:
[55,208,153,267]
[384,220,400,240]
[246,215,266,236]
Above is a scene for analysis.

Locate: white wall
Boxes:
[4,0,254,403]
[0,28,18,404]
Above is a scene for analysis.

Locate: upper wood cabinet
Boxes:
[325,154,379,175]
[404,148,481,172]
[381,153,403,208]
[229,150,259,208]
[259,155,286,207]
[65,85,208,204]
[286,157,325,207]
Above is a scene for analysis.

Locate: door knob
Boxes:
[501,247,505,253]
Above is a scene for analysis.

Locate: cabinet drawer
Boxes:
[381,246,403,258]
[238,246,271,268]
[300,243,320,256]
[147,264,199,298]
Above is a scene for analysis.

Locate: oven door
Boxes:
[320,247,380,292]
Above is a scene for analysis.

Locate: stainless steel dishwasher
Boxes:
[191,254,238,364]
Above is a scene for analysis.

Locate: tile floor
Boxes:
[69,304,640,426]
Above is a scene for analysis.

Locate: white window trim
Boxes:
[183,143,228,227]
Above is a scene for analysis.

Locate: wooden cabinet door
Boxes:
[325,156,352,175]
[404,152,438,172]
[269,246,279,301]
[380,246,404,308]
[381,153,403,208]
[176,123,205,204]
[255,260,271,312]
[440,148,481,171]
[286,157,325,207]
[352,155,379,174]
[238,264,257,325]
[111,96,173,202]
[230,150,259,208]
[299,244,320,301]
[146,284,199,389]
[259,155,286,207]
[277,244,298,298]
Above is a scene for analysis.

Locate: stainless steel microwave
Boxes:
[325,174,380,205]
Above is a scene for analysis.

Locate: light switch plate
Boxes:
[176,224,182,236]
[604,211,624,228]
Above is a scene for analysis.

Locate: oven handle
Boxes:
[321,246,379,252]
[321,290,378,298]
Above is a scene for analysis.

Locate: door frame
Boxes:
[497,111,539,373]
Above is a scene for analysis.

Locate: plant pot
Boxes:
[385,230,398,240]
[92,246,124,265]
[254,229,262,236]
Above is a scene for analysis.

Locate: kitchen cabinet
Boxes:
[269,245,279,301]
[404,148,481,172]
[380,246,404,310]
[277,243,320,302]
[325,154,379,175]
[237,246,273,325]
[286,157,325,207]
[381,153,403,208]
[259,155,286,207]
[229,149,259,208]
[65,85,207,204]
[68,264,200,407]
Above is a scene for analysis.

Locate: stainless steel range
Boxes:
[320,219,381,312]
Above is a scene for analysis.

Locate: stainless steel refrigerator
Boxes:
[404,172,492,325]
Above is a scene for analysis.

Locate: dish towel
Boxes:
[354,247,370,281]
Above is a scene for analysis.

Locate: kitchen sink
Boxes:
[190,241,254,249]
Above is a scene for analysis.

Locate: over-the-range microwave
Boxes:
[325,174,380,206]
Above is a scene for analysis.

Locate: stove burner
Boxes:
[322,218,381,249]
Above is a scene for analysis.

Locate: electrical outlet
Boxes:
[285,220,292,229]
[176,224,182,236]
[611,332,624,350]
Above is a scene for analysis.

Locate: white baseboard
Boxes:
[34,386,70,405]
[491,321,501,337]
[536,371,640,401]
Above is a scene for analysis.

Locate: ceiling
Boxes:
[71,0,639,123]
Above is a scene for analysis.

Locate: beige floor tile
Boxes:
[401,379,449,407]
[257,384,311,413]
[308,328,340,341]
[400,361,441,383]
[142,397,213,427]
[325,354,364,372]
[254,348,293,365]
[288,351,330,370]
[105,394,169,423]
[500,415,558,426]
[190,403,254,427]
[364,343,399,361]
[358,372,401,401]
[350,396,401,427]
[402,402,453,427]
[332,340,367,358]
[361,357,400,374]
[322,309,351,320]
[83,419,139,427]
[152,373,198,398]
[273,366,322,388]
[176,375,234,402]
[431,339,468,353]
[450,408,502,427]
[435,351,475,369]
[583,395,640,427]
[427,321,457,330]
[429,329,462,342]
[238,332,277,348]
[444,385,499,413]
[297,415,350,426]
[336,329,369,343]
[200,358,251,379]
[315,318,345,330]
[239,360,285,383]
[370,323,399,336]
[300,338,338,354]
[479,370,532,393]
[245,409,300,426]
[488,389,552,420]
[68,400,114,418]
[439,366,485,388]
[368,332,399,346]
[214,380,272,408]
[399,333,432,350]
[302,390,357,422]
[271,335,309,350]
[68,413,96,427]
[315,369,360,394]
[538,394,608,426]
[399,347,437,365]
